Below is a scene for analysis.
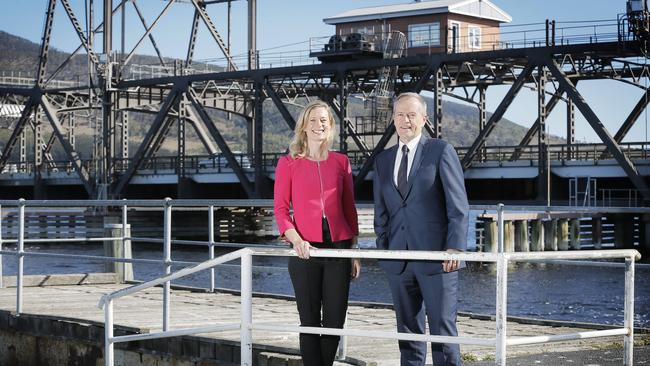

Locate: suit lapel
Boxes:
[382,145,401,194]
[403,136,429,199]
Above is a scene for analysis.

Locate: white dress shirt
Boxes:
[393,134,422,186]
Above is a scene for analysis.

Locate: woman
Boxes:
[274,100,360,366]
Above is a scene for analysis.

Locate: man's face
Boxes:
[394,96,426,143]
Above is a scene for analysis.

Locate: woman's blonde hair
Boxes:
[288,100,336,158]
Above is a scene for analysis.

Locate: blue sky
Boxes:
[0,0,645,143]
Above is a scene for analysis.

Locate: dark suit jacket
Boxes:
[373,136,469,275]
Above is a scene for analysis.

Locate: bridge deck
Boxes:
[0,281,627,365]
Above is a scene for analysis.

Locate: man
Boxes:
[373,92,469,365]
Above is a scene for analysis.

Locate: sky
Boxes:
[0,0,646,144]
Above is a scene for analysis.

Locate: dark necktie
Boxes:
[397,144,409,197]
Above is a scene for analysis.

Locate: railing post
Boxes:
[624,256,635,366]
[497,203,505,253]
[122,200,130,283]
[495,203,507,365]
[104,299,114,366]
[0,203,3,289]
[16,198,25,315]
[209,205,216,292]
[241,249,253,366]
[495,253,508,366]
[163,197,172,331]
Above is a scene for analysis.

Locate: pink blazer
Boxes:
[274,152,359,243]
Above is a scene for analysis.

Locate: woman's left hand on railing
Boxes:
[351,259,361,280]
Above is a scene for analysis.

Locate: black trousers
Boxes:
[288,218,352,366]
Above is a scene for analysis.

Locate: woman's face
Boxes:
[305,107,331,144]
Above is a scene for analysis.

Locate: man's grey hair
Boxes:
[393,92,427,115]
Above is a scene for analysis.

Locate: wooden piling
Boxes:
[504,221,515,253]
[514,220,529,252]
[544,219,558,251]
[557,219,569,251]
[530,219,544,252]
[570,219,581,250]
[483,220,498,253]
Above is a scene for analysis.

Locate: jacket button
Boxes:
[401,226,405,230]
[402,202,407,207]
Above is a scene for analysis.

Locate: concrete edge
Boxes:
[1,273,118,287]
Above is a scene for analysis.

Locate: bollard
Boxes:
[514,220,529,252]
[103,224,133,283]
[530,219,544,252]
[569,219,581,250]
[557,219,569,251]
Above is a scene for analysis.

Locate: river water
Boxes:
[1,238,648,328]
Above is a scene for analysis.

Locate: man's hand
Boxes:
[443,248,462,272]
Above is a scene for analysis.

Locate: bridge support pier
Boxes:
[177,177,198,199]
[33,174,47,200]
[612,214,636,249]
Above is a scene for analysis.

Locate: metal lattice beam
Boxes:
[60,0,100,66]
[0,96,38,171]
[36,0,58,87]
[114,88,181,194]
[461,64,535,170]
[262,82,296,130]
[187,89,254,196]
[547,59,650,201]
[510,85,567,161]
[40,97,93,194]
[131,0,167,68]
[123,0,176,66]
[189,0,238,71]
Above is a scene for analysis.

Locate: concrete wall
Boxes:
[0,311,297,366]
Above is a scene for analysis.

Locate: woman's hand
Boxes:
[293,239,313,259]
[351,259,361,279]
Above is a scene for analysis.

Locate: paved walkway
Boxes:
[0,283,646,365]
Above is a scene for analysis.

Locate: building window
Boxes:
[355,26,375,35]
[408,23,440,47]
[469,26,481,49]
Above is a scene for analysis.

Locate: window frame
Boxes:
[468,26,481,49]
[408,22,441,48]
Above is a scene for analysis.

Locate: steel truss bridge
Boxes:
[1,0,650,205]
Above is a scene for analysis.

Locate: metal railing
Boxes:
[0,200,643,366]
[1,141,649,179]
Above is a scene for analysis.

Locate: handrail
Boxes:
[97,248,500,309]
[0,199,642,365]
[98,246,640,366]
[1,199,650,212]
